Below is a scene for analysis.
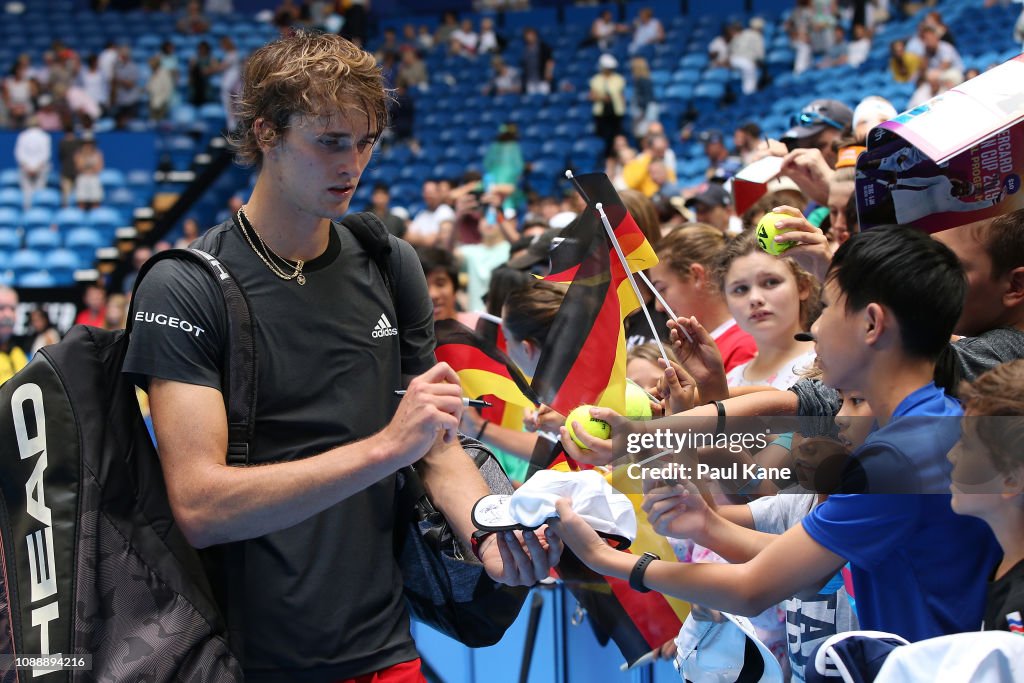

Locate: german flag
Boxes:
[472,317,534,432]
[531,173,658,417]
[434,319,539,416]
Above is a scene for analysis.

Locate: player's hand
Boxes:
[480,527,563,587]
[384,363,464,464]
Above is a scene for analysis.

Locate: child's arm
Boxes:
[642,484,780,564]
[550,497,845,616]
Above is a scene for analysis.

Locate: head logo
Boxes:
[11,383,62,674]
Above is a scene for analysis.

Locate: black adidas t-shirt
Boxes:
[124,218,436,681]
[985,558,1024,633]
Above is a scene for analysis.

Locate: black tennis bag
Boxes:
[343,213,530,647]
[0,250,244,682]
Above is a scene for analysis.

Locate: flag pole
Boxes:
[637,270,694,344]
[478,311,503,325]
[594,200,673,368]
[565,169,695,350]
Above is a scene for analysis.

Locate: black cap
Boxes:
[507,227,562,272]
[781,99,853,143]
[685,183,732,210]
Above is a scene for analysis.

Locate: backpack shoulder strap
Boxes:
[128,247,256,466]
[340,212,399,308]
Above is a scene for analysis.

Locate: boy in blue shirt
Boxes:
[549,226,1001,642]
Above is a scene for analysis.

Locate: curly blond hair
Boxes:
[228,31,390,167]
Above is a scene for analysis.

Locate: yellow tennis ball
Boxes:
[565,405,611,449]
[624,381,653,419]
[756,212,797,256]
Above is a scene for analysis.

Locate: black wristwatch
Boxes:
[470,529,496,561]
[629,552,660,593]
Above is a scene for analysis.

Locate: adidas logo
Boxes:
[372,313,398,338]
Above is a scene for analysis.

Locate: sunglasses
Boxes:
[790,110,845,131]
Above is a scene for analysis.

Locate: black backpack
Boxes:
[0,248,247,682]
[342,213,529,647]
[0,214,526,681]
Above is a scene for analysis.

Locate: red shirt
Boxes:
[75,307,106,328]
[711,319,757,373]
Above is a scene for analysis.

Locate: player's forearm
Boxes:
[175,435,402,548]
[418,439,492,550]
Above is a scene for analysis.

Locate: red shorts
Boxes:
[333,658,426,683]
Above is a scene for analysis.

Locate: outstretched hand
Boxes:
[769,205,832,282]
[668,315,728,403]
[558,406,629,466]
[641,481,715,543]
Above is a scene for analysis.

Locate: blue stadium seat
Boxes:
[9,249,44,274]
[87,207,124,231]
[127,169,154,188]
[665,83,695,100]
[25,229,61,250]
[53,207,87,228]
[692,82,726,106]
[679,53,709,70]
[0,169,19,186]
[64,226,104,263]
[170,104,197,126]
[107,187,139,213]
[431,162,467,181]
[528,157,565,181]
[503,7,558,31]
[30,188,61,209]
[387,182,420,207]
[571,137,606,161]
[0,187,21,208]
[0,227,20,250]
[99,169,126,189]
[44,248,80,284]
[18,271,57,288]
[22,207,53,230]
[701,68,734,84]
[518,139,542,161]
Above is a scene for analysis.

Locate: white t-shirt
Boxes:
[748,490,860,681]
[408,204,455,239]
[15,127,52,172]
[726,348,817,390]
[631,17,663,50]
[708,36,729,64]
[451,29,478,53]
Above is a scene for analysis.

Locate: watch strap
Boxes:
[629,551,660,593]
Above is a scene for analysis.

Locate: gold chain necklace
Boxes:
[237,207,306,285]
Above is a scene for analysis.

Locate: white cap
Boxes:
[675,610,785,683]
[549,211,578,229]
[853,96,898,134]
[598,53,618,70]
[472,469,637,548]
